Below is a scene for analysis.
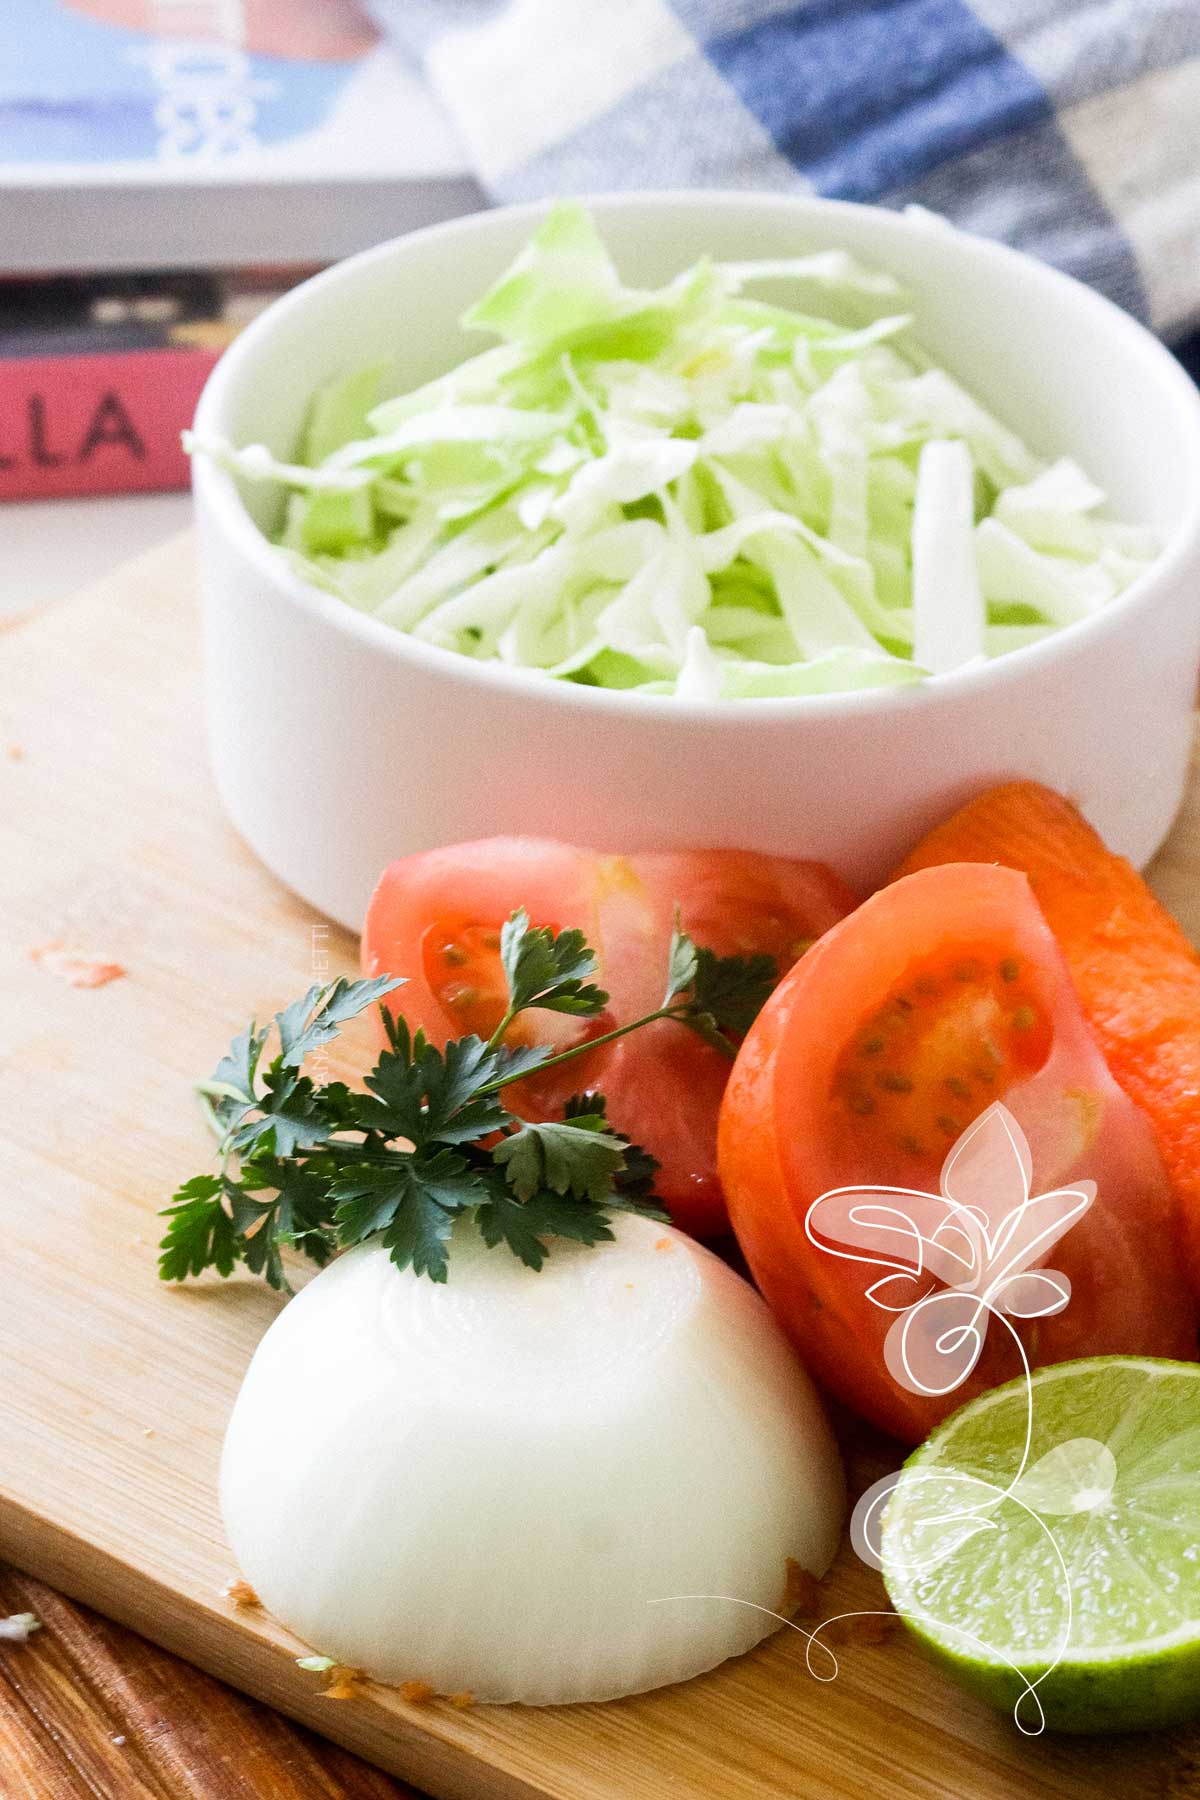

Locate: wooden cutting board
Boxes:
[2,535,1198,1800]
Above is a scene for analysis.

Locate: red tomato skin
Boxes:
[719,862,1199,1442]
[362,838,855,1239]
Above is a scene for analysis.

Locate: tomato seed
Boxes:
[945,1076,971,1100]
[482,931,501,951]
[937,1114,962,1137]
[1000,958,1020,982]
[441,983,480,1010]
[897,1134,924,1155]
[1011,1006,1036,1032]
[859,1034,885,1056]
[441,943,468,966]
[876,1071,913,1093]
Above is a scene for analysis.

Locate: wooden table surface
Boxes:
[0,1567,420,1800]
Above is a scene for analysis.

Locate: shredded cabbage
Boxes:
[188,202,1158,699]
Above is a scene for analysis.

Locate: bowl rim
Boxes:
[192,187,1200,725]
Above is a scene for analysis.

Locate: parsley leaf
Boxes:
[499,910,609,1019]
[688,946,778,1038]
[163,911,732,1290]
[565,1093,664,1207]
[275,976,403,1069]
[378,1187,460,1283]
[160,1160,341,1294]
[485,1040,556,1086]
[228,1068,331,1159]
[494,1115,629,1203]
[379,1008,424,1060]
[359,1035,510,1146]
[662,925,699,1007]
[332,1149,486,1281]
[611,1139,662,1205]
[202,1023,269,1134]
[661,922,779,1052]
[475,1185,618,1272]
[204,976,405,1156]
[231,1158,340,1291]
[158,1175,238,1281]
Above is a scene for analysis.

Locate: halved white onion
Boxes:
[220,1214,844,1704]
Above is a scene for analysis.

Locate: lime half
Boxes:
[880,1357,1200,1734]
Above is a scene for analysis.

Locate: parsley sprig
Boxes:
[159,912,777,1290]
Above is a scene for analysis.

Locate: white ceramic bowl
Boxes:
[193,193,1200,931]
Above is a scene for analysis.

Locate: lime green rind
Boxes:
[881,1357,1200,1736]
[908,1629,1200,1735]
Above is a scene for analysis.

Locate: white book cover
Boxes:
[2,0,482,271]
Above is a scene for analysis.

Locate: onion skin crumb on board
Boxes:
[448,1690,475,1709]
[849,1614,896,1647]
[322,1668,365,1701]
[28,941,126,988]
[220,1579,260,1609]
[819,1613,898,1648]
[399,1679,436,1706]
[779,1558,821,1621]
[294,1652,366,1699]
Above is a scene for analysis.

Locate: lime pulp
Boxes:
[880,1357,1200,1734]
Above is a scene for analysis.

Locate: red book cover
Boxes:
[0,346,218,500]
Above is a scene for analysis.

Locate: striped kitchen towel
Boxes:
[369,0,1200,340]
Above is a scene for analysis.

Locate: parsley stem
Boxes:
[197,1090,224,1137]
[485,1010,520,1054]
[679,1014,742,1060]
[478,1004,735,1095]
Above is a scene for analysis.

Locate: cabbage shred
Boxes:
[190,204,1158,700]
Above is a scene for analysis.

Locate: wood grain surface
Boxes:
[0,1565,414,1800]
[1,534,1198,1800]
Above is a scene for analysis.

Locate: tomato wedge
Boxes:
[362,839,854,1237]
[719,862,1197,1440]
[896,779,1200,1293]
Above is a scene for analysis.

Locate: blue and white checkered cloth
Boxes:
[369,0,1200,341]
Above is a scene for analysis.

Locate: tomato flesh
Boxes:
[420,920,608,1054]
[719,862,1198,1440]
[363,838,855,1237]
[830,944,1052,1177]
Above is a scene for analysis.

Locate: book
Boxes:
[1,0,482,274]
[0,269,292,499]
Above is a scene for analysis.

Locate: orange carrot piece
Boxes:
[895,780,1200,1290]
